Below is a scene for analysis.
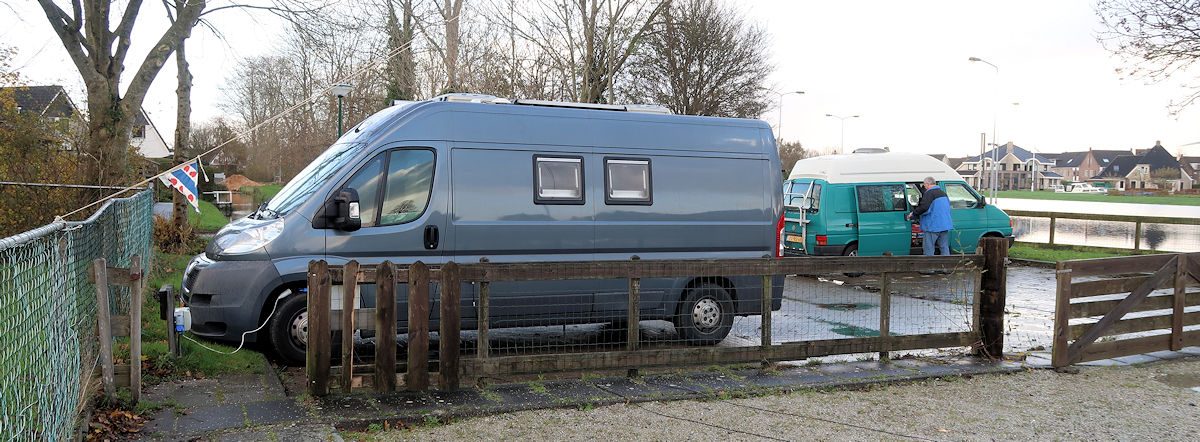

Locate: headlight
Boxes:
[214,218,285,255]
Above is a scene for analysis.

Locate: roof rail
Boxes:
[514,99,673,115]
[431,93,511,104]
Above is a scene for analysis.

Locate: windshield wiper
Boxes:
[253,203,280,220]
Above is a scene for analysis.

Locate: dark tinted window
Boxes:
[856,184,907,212]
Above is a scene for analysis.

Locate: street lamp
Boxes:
[969,56,999,200]
[770,90,805,142]
[330,83,353,136]
[825,114,860,154]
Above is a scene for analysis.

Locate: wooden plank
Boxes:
[438,262,461,391]
[477,281,490,359]
[109,315,130,337]
[405,261,430,391]
[628,277,640,352]
[1062,254,1175,278]
[340,261,359,392]
[375,261,397,393]
[979,237,1007,359]
[1173,255,1186,351]
[305,260,332,396]
[1073,330,1200,364]
[1069,311,1200,340]
[1005,210,1200,226]
[451,256,982,283]
[461,332,976,377]
[1187,256,1200,285]
[114,364,130,388]
[93,258,115,401]
[330,267,410,285]
[1071,292,1200,318]
[1066,255,1178,364]
[1071,275,1174,299]
[129,255,142,403]
[761,275,772,354]
[1052,265,1072,368]
[878,273,891,361]
[330,308,377,331]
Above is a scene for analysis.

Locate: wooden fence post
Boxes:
[1133,220,1143,251]
[306,260,331,396]
[375,261,397,393]
[1047,215,1056,246]
[439,262,461,390]
[628,257,641,352]
[761,275,772,355]
[1172,254,1186,351]
[1051,264,1072,368]
[128,255,142,403]
[92,258,115,402]
[978,237,1007,359]
[879,273,891,361]
[406,261,431,391]
[477,279,490,360]
[341,261,360,391]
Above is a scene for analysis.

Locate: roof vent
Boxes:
[852,147,889,154]
[514,99,673,114]
[432,93,511,104]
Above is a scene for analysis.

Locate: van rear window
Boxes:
[534,156,584,204]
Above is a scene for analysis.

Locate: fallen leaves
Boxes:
[86,409,145,441]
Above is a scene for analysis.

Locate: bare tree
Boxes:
[35,0,205,187]
[1097,0,1200,114]
[620,0,771,117]
[777,140,809,172]
[385,0,418,101]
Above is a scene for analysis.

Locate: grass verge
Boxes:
[1008,242,1162,263]
[996,190,1200,206]
[186,200,229,232]
[243,183,284,207]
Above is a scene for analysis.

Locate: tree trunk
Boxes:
[443,0,463,92]
[173,32,193,228]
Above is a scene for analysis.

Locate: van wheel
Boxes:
[674,284,733,345]
[266,292,308,366]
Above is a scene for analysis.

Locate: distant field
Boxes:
[996,190,1200,206]
[1008,243,1161,263]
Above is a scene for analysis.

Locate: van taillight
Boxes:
[816,235,828,246]
[776,213,785,258]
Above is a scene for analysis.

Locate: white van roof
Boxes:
[788,151,962,184]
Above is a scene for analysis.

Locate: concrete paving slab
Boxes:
[1079,358,1129,367]
[1112,354,1163,365]
[1145,350,1188,361]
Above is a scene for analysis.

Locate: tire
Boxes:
[674,283,734,345]
[266,290,308,366]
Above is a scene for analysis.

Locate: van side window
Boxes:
[808,183,822,211]
[856,184,907,212]
[380,149,436,225]
[534,156,584,204]
[340,154,385,227]
[943,183,980,209]
[604,158,651,204]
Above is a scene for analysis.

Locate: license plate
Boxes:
[786,234,804,243]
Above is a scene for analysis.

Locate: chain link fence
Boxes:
[0,189,153,440]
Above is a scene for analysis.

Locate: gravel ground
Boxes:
[376,359,1200,441]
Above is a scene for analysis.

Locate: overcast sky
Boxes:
[5,0,1200,158]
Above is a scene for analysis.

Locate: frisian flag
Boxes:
[159,161,204,213]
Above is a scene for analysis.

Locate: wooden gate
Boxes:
[1052,253,1200,367]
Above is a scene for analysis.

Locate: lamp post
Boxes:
[330,83,353,136]
[969,56,999,200]
[824,114,859,154]
[771,90,805,142]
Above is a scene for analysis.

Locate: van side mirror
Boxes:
[321,188,362,231]
[977,196,987,207]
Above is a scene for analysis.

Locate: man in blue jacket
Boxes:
[907,177,954,255]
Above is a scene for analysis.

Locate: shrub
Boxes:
[153,217,203,254]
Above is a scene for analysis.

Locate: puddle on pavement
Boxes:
[1155,373,1200,389]
[811,318,879,337]
[816,302,877,311]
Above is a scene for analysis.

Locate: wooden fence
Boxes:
[1006,210,1200,250]
[306,238,1008,395]
[88,255,145,403]
[1052,252,1200,367]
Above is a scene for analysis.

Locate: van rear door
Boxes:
[854,184,911,256]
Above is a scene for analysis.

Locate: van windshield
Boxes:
[258,142,365,218]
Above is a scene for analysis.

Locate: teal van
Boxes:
[783,150,1013,256]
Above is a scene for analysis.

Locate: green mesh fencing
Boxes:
[0,189,153,441]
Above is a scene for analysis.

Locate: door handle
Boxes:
[424,225,439,249]
[845,223,857,228]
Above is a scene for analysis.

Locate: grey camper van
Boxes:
[182,94,785,364]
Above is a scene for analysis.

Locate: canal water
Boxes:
[995,198,1200,252]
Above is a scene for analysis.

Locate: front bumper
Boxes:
[182,254,282,343]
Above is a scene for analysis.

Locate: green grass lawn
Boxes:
[186,200,229,232]
[137,251,265,383]
[242,183,284,206]
[1008,242,1161,263]
[996,190,1200,206]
